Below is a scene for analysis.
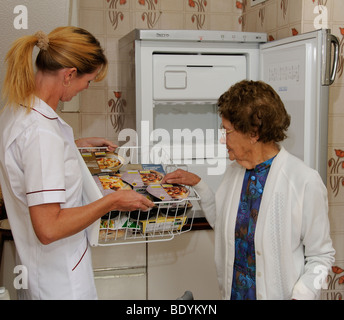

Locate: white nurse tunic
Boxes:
[0,99,98,299]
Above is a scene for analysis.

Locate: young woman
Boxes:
[0,27,153,300]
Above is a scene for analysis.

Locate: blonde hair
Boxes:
[2,26,108,109]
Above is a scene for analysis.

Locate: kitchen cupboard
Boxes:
[91,229,221,300]
[91,242,147,300]
[147,229,221,300]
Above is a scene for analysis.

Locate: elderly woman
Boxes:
[0,27,153,300]
[163,80,335,300]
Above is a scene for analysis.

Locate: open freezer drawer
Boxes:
[96,187,200,246]
[83,146,200,246]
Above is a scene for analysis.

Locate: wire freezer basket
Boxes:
[83,146,201,246]
[98,187,200,246]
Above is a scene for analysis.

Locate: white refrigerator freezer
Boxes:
[119,29,339,192]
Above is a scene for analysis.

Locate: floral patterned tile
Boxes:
[323,266,344,300]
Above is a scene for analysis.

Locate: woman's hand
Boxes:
[109,190,154,212]
[162,169,201,186]
[75,137,117,152]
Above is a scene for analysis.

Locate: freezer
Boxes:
[119,29,339,193]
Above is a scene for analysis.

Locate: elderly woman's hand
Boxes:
[75,137,117,152]
[162,169,201,186]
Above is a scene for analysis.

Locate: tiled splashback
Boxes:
[59,0,243,142]
[58,0,344,300]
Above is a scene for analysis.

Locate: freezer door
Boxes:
[259,29,338,183]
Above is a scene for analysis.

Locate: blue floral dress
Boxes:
[230,157,275,300]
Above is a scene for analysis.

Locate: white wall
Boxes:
[0,0,72,108]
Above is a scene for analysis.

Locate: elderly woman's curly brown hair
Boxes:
[218,80,291,143]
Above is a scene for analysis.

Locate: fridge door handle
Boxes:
[323,33,339,86]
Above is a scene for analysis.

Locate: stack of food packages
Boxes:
[79,148,191,241]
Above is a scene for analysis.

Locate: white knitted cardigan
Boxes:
[195,147,335,300]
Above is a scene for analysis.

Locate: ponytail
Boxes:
[2,27,108,110]
[2,34,38,109]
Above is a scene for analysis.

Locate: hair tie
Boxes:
[34,31,49,51]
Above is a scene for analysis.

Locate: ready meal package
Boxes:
[79,147,125,174]
[140,214,187,233]
[93,163,166,196]
[94,174,132,196]
[99,214,140,241]
[146,184,193,216]
[146,184,190,201]
[120,164,165,189]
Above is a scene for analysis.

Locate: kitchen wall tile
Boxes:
[185,0,209,13]
[184,12,208,30]
[277,0,289,29]
[79,0,105,9]
[331,234,344,262]
[105,37,120,63]
[108,0,130,11]
[329,85,344,115]
[329,205,344,232]
[328,147,344,203]
[332,0,344,23]
[209,13,237,31]
[106,8,132,36]
[242,11,257,33]
[275,26,291,40]
[161,0,184,12]
[209,0,235,13]
[133,10,160,29]
[328,115,344,145]
[79,9,106,35]
[255,7,265,33]
[134,0,161,12]
[265,1,277,32]
[302,22,316,34]
[107,114,137,143]
[288,0,302,24]
[80,88,107,114]
[107,62,120,88]
[81,114,107,138]
[332,25,344,85]
[160,12,184,30]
